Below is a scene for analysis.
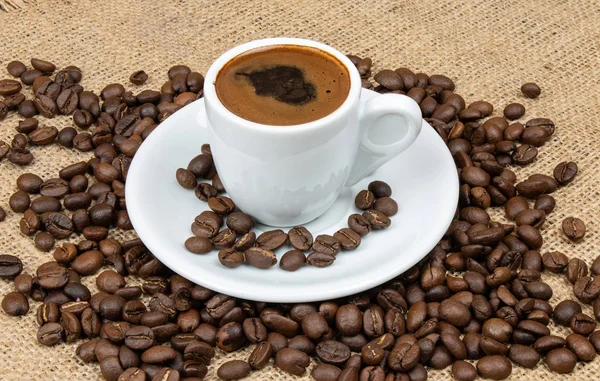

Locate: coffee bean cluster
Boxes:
[0,54,595,381]
[178,154,397,269]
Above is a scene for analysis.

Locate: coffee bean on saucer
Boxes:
[208,196,235,215]
[218,249,245,268]
[176,168,196,189]
[233,232,256,251]
[554,162,577,185]
[244,248,276,269]
[280,250,306,272]
[312,235,341,256]
[195,183,218,201]
[333,228,361,250]
[562,217,585,241]
[191,211,222,238]
[226,212,254,234]
[307,252,335,268]
[348,213,371,236]
[362,210,391,229]
[521,83,541,98]
[354,190,375,210]
[288,226,313,251]
[256,230,288,250]
[184,237,212,254]
[187,154,213,178]
[213,229,236,249]
[373,197,398,216]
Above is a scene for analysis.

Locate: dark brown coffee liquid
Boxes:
[215,45,350,126]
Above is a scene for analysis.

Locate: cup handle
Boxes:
[345,92,423,187]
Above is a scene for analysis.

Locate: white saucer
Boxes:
[126,90,458,303]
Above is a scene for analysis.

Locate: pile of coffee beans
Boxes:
[177,158,397,269]
[0,54,595,381]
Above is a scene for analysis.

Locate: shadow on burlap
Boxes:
[0,0,599,379]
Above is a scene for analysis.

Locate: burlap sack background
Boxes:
[0,0,599,379]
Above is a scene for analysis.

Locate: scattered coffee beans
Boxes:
[0,56,592,381]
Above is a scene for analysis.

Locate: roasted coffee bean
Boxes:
[542,251,568,273]
[521,83,541,98]
[140,346,178,366]
[36,261,68,289]
[280,250,306,272]
[566,258,588,284]
[503,103,525,120]
[590,330,600,353]
[316,340,350,366]
[16,173,43,194]
[212,229,235,250]
[333,228,361,250]
[256,229,288,250]
[34,231,55,252]
[562,217,585,241]
[286,226,313,251]
[29,58,55,73]
[439,299,471,327]
[184,237,213,254]
[312,234,341,256]
[217,360,251,380]
[476,355,512,380]
[533,194,554,214]
[362,209,391,229]
[176,168,196,189]
[217,248,244,268]
[37,322,64,346]
[215,321,246,351]
[222,212,253,235]
[9,190,30,213]
[95,270,126,294]
[373,197,398,216]
[355,190,375,210]
[566,333,596,362]
[545,348,577,373]
[367,181,391,198]
[275,347,310,376]
[240,317,267,345]
[13,273,33,295]
[512,144,537,165]
[1,291,29,316]
[570,313,596,336]
[348,213,371,236]
[553,300,582,326]
[63,192,93,211]
[208,196,235,215]
[124,326,155,351]
[244,247,276,269]
[0,255,23,279]
[39,178,69,198]
[374,70,403,90]
[187,154,213,178]
[452,360,477,381]
[56,88,79,114]
[534,335,567,353]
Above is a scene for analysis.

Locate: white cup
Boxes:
[202,38,422,227]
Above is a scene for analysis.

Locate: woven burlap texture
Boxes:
[1,0,599,379]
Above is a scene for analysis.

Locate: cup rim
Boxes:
[203,37,362,133]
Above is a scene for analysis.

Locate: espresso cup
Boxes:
[202,38,422,226]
